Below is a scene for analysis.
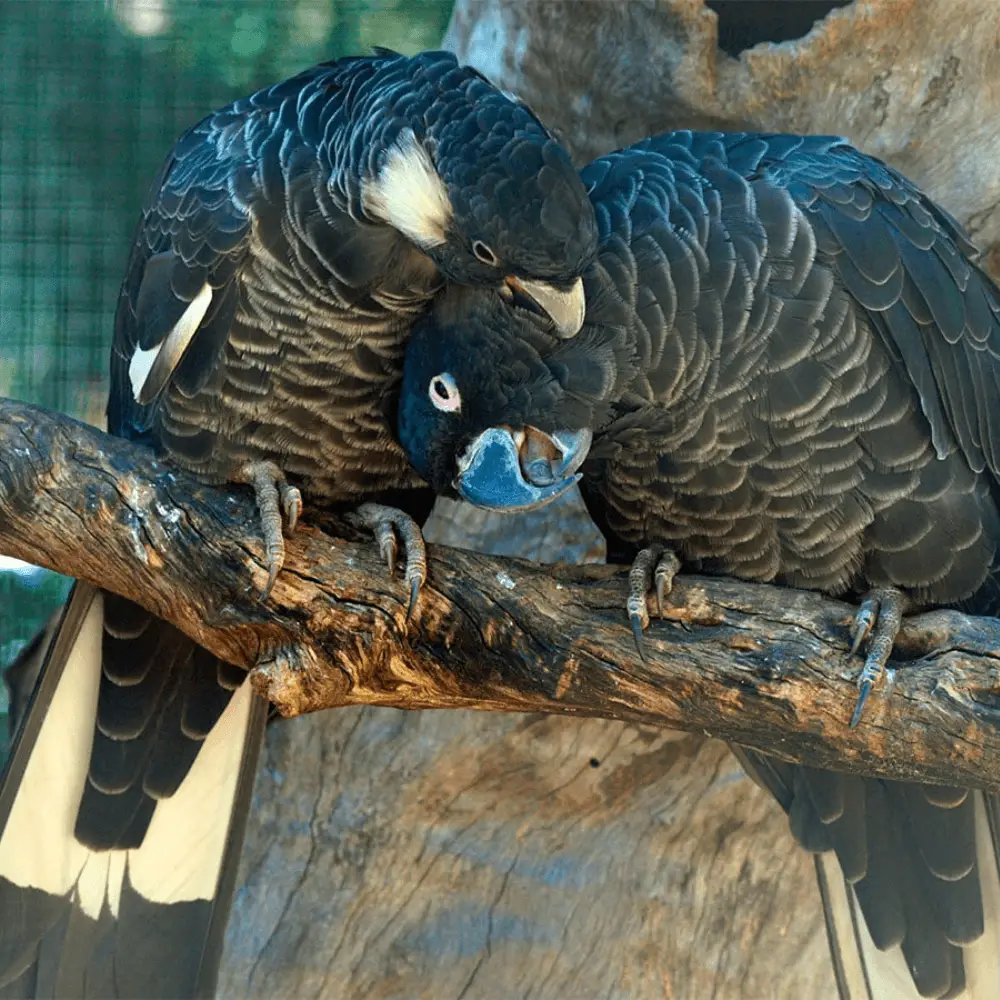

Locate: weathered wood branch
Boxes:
[3,395,1000,792]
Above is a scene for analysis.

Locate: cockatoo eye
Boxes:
[472,241,499,266]
[429,373,461,412]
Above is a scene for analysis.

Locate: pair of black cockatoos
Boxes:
[0,49,598,998]
[397,130,1000,999]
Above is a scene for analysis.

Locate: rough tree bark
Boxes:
[7,3,1000,998]
[445,0,1000,266]
[5,397,1000,789]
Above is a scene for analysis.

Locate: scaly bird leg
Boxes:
[233,461,303,600]
[626,545,681,661]
[347,503,427,620]
[848,586,908,728]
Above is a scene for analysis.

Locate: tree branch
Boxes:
[3,396,1000,791]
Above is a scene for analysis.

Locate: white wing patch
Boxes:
[129,678,255,904]
[0,589,256,918]
[74,851,127,919]
[129,281,213,404]
[363,128,452,249]
[128,345,163,400]
[0,592,104,905]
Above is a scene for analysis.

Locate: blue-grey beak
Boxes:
[454,426,592,512]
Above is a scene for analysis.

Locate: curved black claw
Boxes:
[625,545,679,660]
[850,681,873,729]
[849,597,877,655]
[234,460,301,601]
[261,566,279,604]
[348,503,428,622]
[406,575,422,623]
[630,612,648,663]
[848,588,907,727]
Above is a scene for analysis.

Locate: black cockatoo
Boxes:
[0,48,597,998]
[395,129,1000,999]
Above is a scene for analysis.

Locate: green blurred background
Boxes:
[0,0,454,755]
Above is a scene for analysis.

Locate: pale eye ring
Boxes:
[472,240,499,266]
[429,372,462,412]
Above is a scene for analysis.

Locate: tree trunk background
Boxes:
[218,2,1000,997]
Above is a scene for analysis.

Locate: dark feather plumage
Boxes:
[1,48,597,998]
[398,129,1000,998]
[110,48,596,493]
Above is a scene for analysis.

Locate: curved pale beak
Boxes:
[505,275,586,338]
[454,426,593,512]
